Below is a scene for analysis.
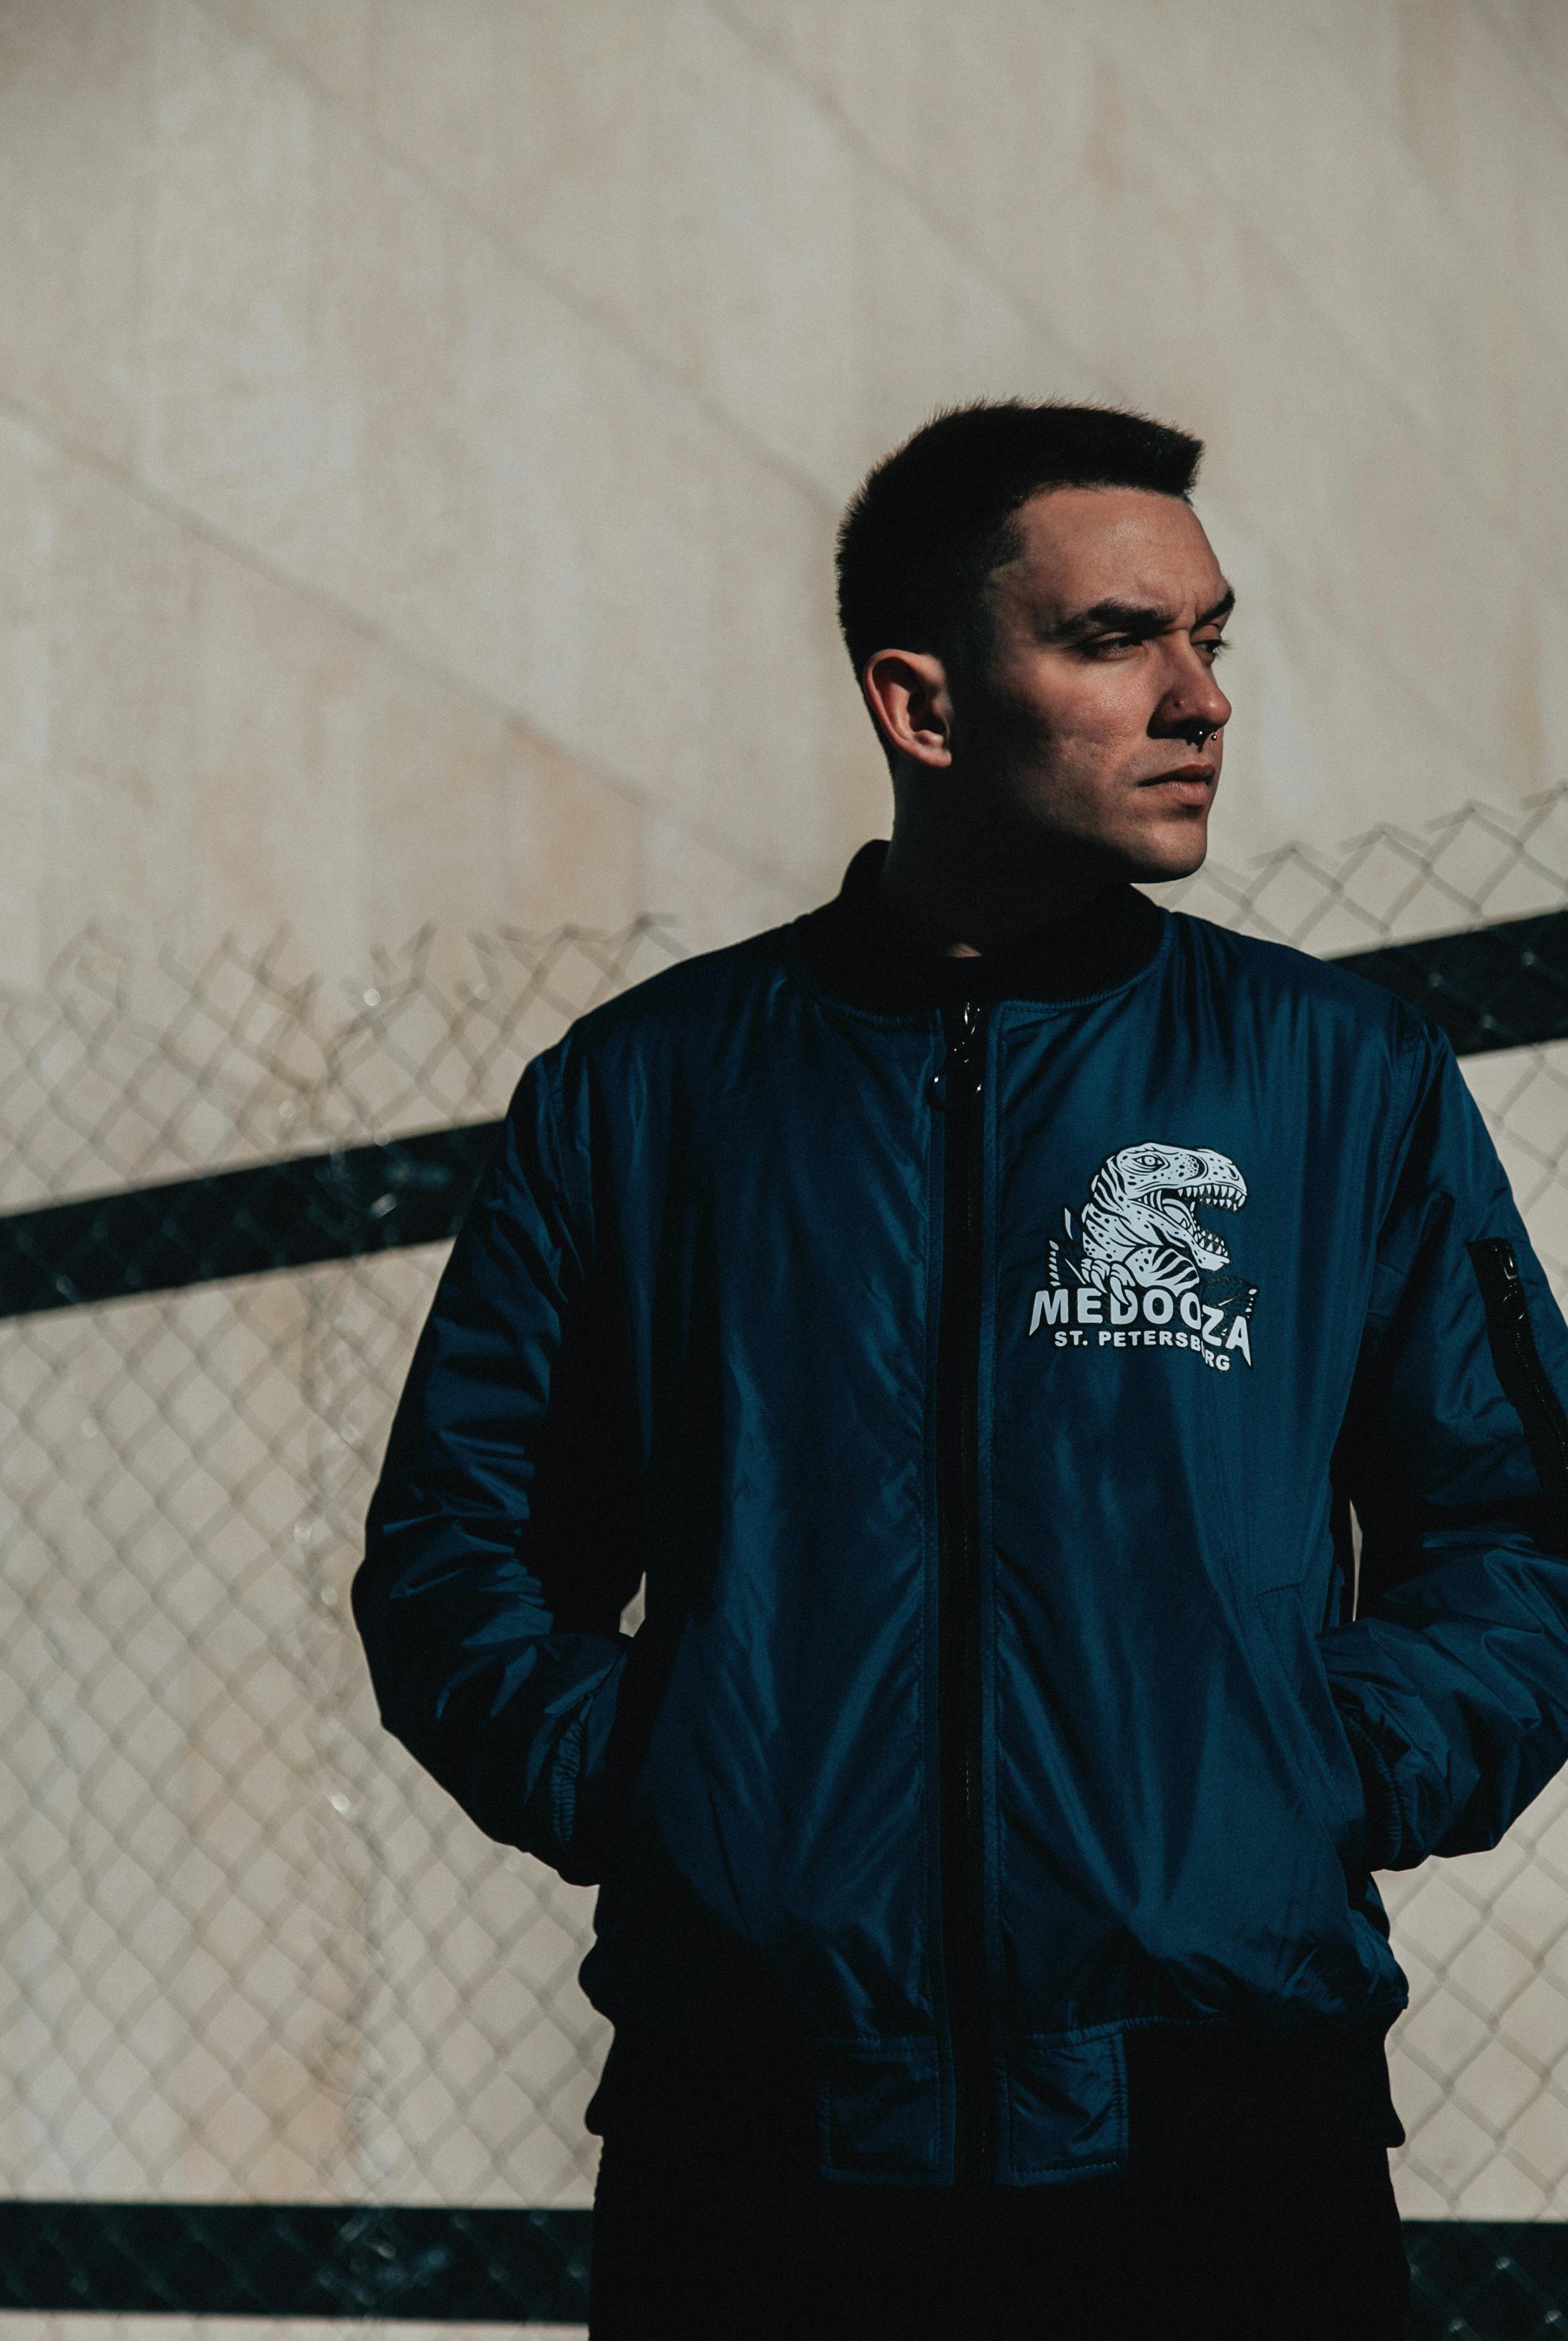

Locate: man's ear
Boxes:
[862,649,954,770]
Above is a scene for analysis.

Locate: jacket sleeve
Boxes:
[352,1049,642,1884]
[1318,1020,1568,1871]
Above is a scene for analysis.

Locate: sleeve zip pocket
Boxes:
[1467,1237,1568,1554]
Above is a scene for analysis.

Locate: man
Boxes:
[355,403,1568,2337]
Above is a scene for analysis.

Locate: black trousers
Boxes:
[588,2142,1410,2340]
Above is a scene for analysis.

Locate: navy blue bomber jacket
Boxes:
[355,846,1568,2187]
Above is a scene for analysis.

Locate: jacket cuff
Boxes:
[1335,1705,1407,1871]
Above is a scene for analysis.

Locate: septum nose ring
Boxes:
[1190,720,1222,751]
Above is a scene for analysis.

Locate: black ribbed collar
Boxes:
[796,840,1165,1014]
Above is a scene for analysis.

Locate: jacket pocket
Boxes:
[819,2039,941,2180]
[1255,1586,1377,1877]
[1469,1236,1568,1552]
[564,1605,678,1884]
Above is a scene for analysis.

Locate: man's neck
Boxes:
[873,819,1120,960]
[802,840,1164,1011]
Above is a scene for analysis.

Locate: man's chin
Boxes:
[1116,817,1212,887]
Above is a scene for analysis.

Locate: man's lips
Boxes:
[1140,762,1216,801]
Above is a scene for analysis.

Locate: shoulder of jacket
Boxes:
[1169,910,1443,1056]
[542,920,794,1073]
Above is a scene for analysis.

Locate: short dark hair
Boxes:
[834,399,1204,685]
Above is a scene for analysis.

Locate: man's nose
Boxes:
[1155,654,1231,746]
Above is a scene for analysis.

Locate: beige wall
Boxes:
[8,5,1568,2251]
[2,0,1567,995]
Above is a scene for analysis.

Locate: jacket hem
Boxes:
[588,2012,1404,2184]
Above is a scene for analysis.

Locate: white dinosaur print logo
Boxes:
[1029,1142,1257,1371]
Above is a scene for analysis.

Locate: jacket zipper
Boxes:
[931,999,994,2183]
[1468,1238,1568,1550]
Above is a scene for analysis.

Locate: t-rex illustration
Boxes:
[1049,1144,1248,1305]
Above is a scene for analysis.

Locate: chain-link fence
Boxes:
[6,797,1568,2334]
[0,918,677,2338]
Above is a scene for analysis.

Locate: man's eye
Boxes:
[1081,635,1139,656]
[1198,637,1229,661]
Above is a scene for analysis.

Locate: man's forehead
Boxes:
[999,485,1226,619]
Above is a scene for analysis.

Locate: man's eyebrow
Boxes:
[1049,586,1236,644]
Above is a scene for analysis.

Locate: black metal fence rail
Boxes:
[0,1121,503,1319]
[1335,905,1568,1056]
[0,2205,1562,2330]
[1406,2226,1568,2341]
[0,2201,590,2322]
[7,903,1568,2332]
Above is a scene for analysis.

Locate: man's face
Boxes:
[960,486,1233,882]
